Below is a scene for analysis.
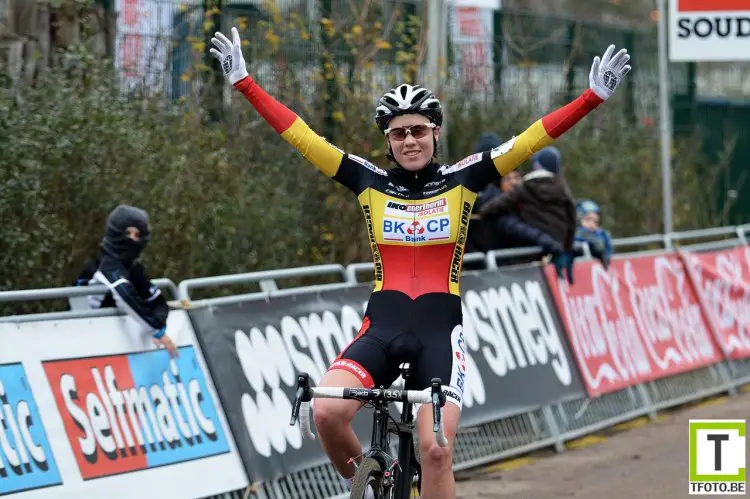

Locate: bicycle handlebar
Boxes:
[289,373,448,448]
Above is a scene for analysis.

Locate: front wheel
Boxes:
[351,457,384,499]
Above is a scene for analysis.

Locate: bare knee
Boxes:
[420,441,453,472]
[313,368,366,434]
[313,398,356,432]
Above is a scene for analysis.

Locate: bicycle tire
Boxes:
[411,459,422,497]
[350,457,384,499]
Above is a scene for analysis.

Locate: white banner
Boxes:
[448,3,496,91]
[0,311,248,498]
[114,0,175,91]
[669,0,750,62]
[451,0,501,8]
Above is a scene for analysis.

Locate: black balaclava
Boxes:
[101,204,152,263]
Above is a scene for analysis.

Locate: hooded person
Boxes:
[575,199,613,268]
[89,204,178,357]
[478,146,577,282]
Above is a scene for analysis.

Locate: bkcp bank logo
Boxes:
[42,346,230,480]
[689,419,746,495]
[0,362,63,495]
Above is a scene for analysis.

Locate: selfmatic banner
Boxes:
[0,311,248,499]
[0,360,63,496]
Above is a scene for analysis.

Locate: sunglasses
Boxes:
[383,122,436,141]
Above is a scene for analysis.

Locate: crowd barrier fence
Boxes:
[1,223,749,499]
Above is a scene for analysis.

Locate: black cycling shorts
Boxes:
[328,291,467,409]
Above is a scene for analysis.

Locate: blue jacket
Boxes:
[575,227,613,265]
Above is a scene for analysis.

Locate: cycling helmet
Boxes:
[374,83,443,131]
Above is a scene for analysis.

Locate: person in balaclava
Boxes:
[90,204,178,358]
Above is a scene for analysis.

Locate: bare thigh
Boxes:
[314,368,364,421]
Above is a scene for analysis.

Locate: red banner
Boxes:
[545,253,723,397]
[679,246,750,360]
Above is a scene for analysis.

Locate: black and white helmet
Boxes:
[374,83,443,131]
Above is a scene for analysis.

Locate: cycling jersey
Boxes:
[234,76,603,406]
[235,77,603,300]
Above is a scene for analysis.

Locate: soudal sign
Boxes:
[669,0,750,61]
[42,347,231,480]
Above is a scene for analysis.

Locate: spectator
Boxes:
[87,204,178,357]
[466,134,561,263]
[575,199,613,268]
[465,133,505,255]
[72,253,116,309]
[478,146,577,282]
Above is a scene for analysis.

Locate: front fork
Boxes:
[361,401,418,496]
[392,401,417,498]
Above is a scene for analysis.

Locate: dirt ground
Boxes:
[454,393,750,499]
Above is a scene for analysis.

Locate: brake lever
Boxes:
[289,373,311,426]
[430,378,445,431]
[430,377,448,447]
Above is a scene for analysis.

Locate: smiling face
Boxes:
[385,113,441,171]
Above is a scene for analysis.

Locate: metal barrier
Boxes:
[177,264,349,303]
[188,225,749,499]
[2,224,750,499]
[0,278,178,323]
[227,359,750,499]
[610,233,667,251]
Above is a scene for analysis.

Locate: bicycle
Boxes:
[290,363,447,499]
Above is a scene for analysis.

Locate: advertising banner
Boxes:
[680,246,750,360]
[545,253,723,397]
[0,361,63,496]
[669,0,750,62]
[189,264,585,482]
[0,311,248,499]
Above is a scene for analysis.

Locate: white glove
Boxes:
[209,27,249,86]
[589,44,631,101]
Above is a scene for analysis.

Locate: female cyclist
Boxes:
[210,27,631,499]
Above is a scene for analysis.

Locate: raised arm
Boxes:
[209,28,352,181]
[491,45,631,176]
[233,77,344,177]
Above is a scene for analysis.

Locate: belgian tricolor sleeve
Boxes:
[491,89,604,176]
[234,76,348,178]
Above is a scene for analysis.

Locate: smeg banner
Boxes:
[188,264,585,482]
